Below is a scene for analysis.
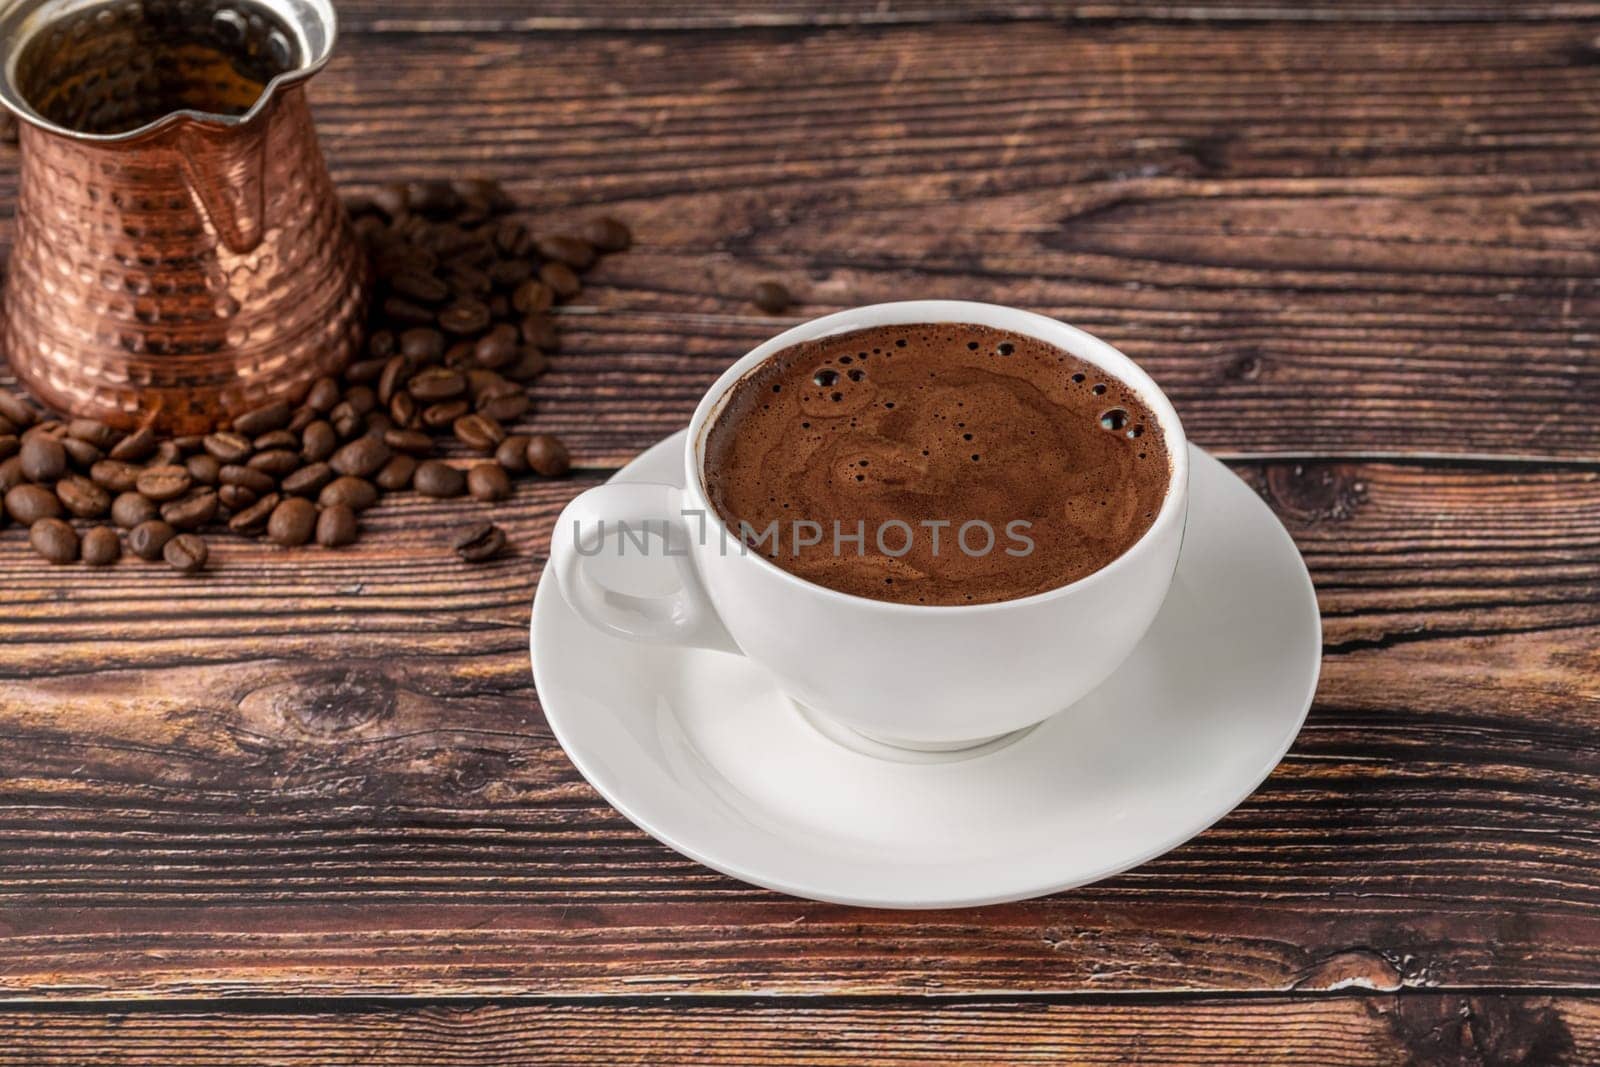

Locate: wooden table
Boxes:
[2,2,1598,1062]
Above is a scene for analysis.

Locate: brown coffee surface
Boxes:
[703,323,1171,605]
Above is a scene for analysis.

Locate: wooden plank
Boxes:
[0,463,1595,998]
[330,1,1600,33]
[5,23,1600,461]
[0,995,1595,1065]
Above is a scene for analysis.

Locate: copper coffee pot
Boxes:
[0,0,367,433]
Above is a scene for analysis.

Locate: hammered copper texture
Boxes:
[3,84,367,433]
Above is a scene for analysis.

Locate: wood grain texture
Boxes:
[331,1,1600,32]
[247,20,1600,464]
[0,995,1596,1065]
[0,463,1595,998]
[0,0,1595,1040]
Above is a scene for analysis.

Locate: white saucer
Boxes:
[531,432,1321,909]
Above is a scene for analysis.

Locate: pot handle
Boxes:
[172,121,267,254]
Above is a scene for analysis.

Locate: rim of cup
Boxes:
[686,299,1190,614]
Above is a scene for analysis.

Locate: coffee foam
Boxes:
[703,323,1171,606]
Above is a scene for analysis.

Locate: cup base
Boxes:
[792,700,1040,765]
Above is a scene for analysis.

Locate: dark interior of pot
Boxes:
[13,0,303,134]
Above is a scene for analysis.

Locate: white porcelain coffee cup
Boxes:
[549,300,1189,749]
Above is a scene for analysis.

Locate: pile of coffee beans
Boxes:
[0,178,622,571]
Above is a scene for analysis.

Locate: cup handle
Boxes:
[549,482,740,654]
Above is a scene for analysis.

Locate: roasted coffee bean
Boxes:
[135,465,192,502]
[751,279,791,314]
[389,391,419,427]
[476,381,530,422]
[457,177,512,214]
[344,356,388,384]
[383,428,433,456]
[218,465,276,495]
[128,519,176,561]
[316,504,358,547]
[495,434,532,473]
[185,453,221,486]
[384,296,436,326]
[443,340,476,369]
[421,400,469,429]
[217,484,258,510]
[23,419,61,441]
[281,462,334,497]
[344,385,377,417]
[163,532,209,573]
[488,292,511,320]
[267,496,318,546]
[521,314,560,351]
[6,483,61,524]
[454,522,506,563]
[247,449,302,477]
[203,431,253,463]
[0,415,13,437]
[438,298,491,335]
[171,434,206,454]
[253,429,299,452]
[473,324,519,368]
[0,435,16,462]
[228,492,279,535]
[536,234,595,270]
[111,491,158,529]
[152,440,184,465]
[59,436,103,469]
[408,367,467,404]
[367,410,393,434]
[90,459,142,493]
[505,348,549,382]
[511,279,552,315]
[162,490,218,530]
[288,405,318,434]
[391,270,449,304]
[301,420,338,462]
[0,456,25,493]
[0,391,37,429]
[82,525,120,566]
[525,434,571,477]
[375,453,417,491]
[30,518,78,564]
[368,328,398,359]
[66,418,117,449]
[399,327,445,363]
[56,475,111,518]
[487,257,532,288]
[453,412,505,451]
[539,261,581,300]
[330,435,391,478]
[329,402,365,439]
[306,376,341,413]
[19,435,66,482]
[465,369,503,399]
[495,220,532,257]
[232,399,291,436]
[413,460,466,498]
[377,356,412,405]
[582,215,631,252]
[108,426,157,462]
[467,462,511,502]
[445,264,492,295]
[319,476,378,512]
